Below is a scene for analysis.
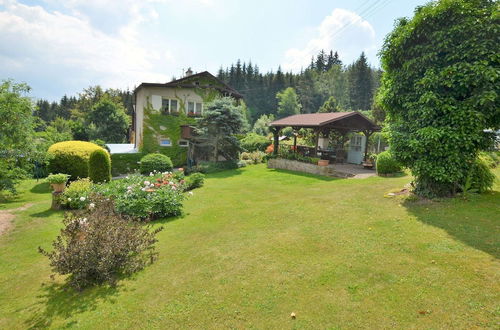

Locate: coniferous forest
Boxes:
[32,50,382,146]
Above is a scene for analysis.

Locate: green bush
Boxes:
[48,141,103,180]
[241,151,265,165]
[39,196,162,290]
[185,173,205,190]
[111,153,143,176]
[241,133,270,152]
[140,153,173,175]
[61,178,93,209]
[376,151,402,175]
[89,149,112,183]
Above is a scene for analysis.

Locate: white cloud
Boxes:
[283,8,376,71]
[0,0,173,99]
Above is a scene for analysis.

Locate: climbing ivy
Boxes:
[141,104,196,167]
[378,0,499,197]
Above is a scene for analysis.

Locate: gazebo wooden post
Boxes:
[363,130,373,162]
[271,127,280,156]
[292,127,299,153]
[314,129,321,157]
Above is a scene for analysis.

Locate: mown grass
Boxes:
[0,165,499,329]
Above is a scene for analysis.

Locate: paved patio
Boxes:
[334,164,377,179]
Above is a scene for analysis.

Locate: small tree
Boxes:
[87,95,130,143]
[276,87,302,118]
[318,96,341,113]
[196,97,245,161]
[252,114,275,136]
[379,0,499,197]
[0,80,35,193]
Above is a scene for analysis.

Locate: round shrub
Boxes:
[140,153,173,174]
[89,149,112,183]
[185,173,205,190]
[376,151,402,175]
[48,141,103,180]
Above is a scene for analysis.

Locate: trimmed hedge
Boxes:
[89,148,112,183]
[376,150,402,175]
[111,153,143,176]
[48,141,103,180]
[140,153,173,174]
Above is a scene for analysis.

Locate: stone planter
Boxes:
[50,183,66,193]
[318,159,330,166]
[267,158,351,178]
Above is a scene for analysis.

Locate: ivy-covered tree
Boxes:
[195,97,245,161]
[276,87,302,118]
[379,0,499,197]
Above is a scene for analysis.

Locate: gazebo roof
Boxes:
[270,111,379,131]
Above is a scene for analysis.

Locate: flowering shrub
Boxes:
[39,196,163,290]
[95,172,186,220]
[240,151,265,165]
[61,178,93,209]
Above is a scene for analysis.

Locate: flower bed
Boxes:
[60,171,204,221]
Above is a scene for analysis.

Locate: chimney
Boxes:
[185,67,193,77]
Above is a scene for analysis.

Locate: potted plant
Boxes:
[363,153,377,169]
[46,173,70,192]
[318,155,330,166]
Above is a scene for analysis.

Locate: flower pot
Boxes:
[50,183,66,193]
[318,159,330,166]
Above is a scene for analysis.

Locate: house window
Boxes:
[187,101,195,113]
[178,139,189,147]
[159,138,172,147]
[162,98,170,113]
[170,99,178,112]
[195,102,203,115]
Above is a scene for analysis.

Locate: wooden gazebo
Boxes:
[269,112,380,163]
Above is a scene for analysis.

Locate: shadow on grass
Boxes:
[270,168,338,182]
[403,191,500,259]
[31,208,62,218]
[30,182,51,194]
[24,282,121,329]
[376,172,408,178]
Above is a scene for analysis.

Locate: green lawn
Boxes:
[1,165,499,329]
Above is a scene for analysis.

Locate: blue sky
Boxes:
[0,0,430,100]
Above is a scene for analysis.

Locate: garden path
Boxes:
[0,203,33,236]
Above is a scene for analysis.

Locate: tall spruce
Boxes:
[347,52,373,110]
